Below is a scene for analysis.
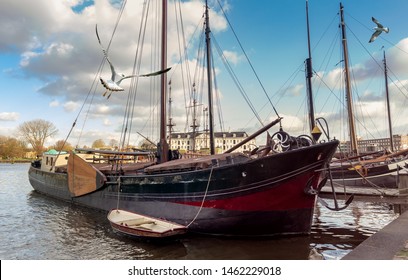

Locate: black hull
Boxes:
[330,159,408,188]
[29,140,339,236]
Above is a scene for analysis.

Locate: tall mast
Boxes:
[190,84,199,152]
[305,0,315,133]
[167,80,175,147]
[340,3,359,155]
[205,0,215,155]
[383,50,394,152]
[159,0,169,162]
[203,107,209,150]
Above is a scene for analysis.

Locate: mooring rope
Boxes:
[187,165,214,228]
[116,176,121,210]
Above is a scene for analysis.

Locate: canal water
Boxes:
[0,163,401,260]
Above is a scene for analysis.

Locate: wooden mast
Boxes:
[159,0,169,163]
[205,0,215,155]
[167,80,175,147]
[305,0,315,133]
[190,91,199,152]
[340,3,359,155]
[383,50,394,152]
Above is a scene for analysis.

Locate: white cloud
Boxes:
[0,126,17,138]
[387,38,408,76]
[63,101,80,112]
[222,50,241,65]
[95,104,111,114]
[321,67,343,90]
[103,118,112,126]
[287,84,304,97]
[279,114,305,134]
[0,0,229,114]
[0,112,20,121]
[49,100,60,107]
[20,51,40,67]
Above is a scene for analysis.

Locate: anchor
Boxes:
[317,165,354,211]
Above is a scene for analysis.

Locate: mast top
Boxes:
[340,2,359,155]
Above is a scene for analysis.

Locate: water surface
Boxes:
[0,163,399,260]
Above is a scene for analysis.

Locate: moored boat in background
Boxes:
[327,3,408,189]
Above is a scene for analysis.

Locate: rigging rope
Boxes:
[211,36,263,125]
[211,53,225,133]
[343,11,408,139]
[346,11,408,57]
[216,0,280,120]
[174,0,201,132]
[343,21,399,141]
[51,0,129,170]
[116,177,121,210]
[122,0,151,148]
[77,0,128,147]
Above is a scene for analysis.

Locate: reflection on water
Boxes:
[312,202,396,260]
[0,164,401,260]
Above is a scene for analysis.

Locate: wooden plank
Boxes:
[68,151,107,197]
[76,148,152,156]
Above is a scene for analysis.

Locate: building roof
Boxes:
[44,149,68,155]
[170,131,248,138]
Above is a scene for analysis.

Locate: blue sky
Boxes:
[1,0,408,148]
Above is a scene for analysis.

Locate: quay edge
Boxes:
[342,210,408,260]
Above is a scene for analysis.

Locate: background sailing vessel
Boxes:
[329,4,408,188]
[305,2,408,189]
[28,0,339,236]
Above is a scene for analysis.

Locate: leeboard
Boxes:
[67,151,107,197]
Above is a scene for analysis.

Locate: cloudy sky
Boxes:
[1,0,408,148]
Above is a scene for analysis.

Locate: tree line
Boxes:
[1,119,71,159]
[1,119,152,160]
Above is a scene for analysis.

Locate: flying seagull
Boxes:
[369,17,389,43]
[96,25,171,99]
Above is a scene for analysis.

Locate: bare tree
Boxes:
[51,140,74,151]
[92,139,106,149]
[109,138,119,149]
[17,119,58,156]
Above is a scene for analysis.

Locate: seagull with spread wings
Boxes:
[369,17,389,43]
[96,25,171,99]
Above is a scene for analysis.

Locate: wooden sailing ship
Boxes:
[328,3,408,188]
[304,2,408,189]
[28,0,339,236]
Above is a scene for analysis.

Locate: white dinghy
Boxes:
[107,209,187,238]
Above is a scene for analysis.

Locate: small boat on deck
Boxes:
[107,209,187,238]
